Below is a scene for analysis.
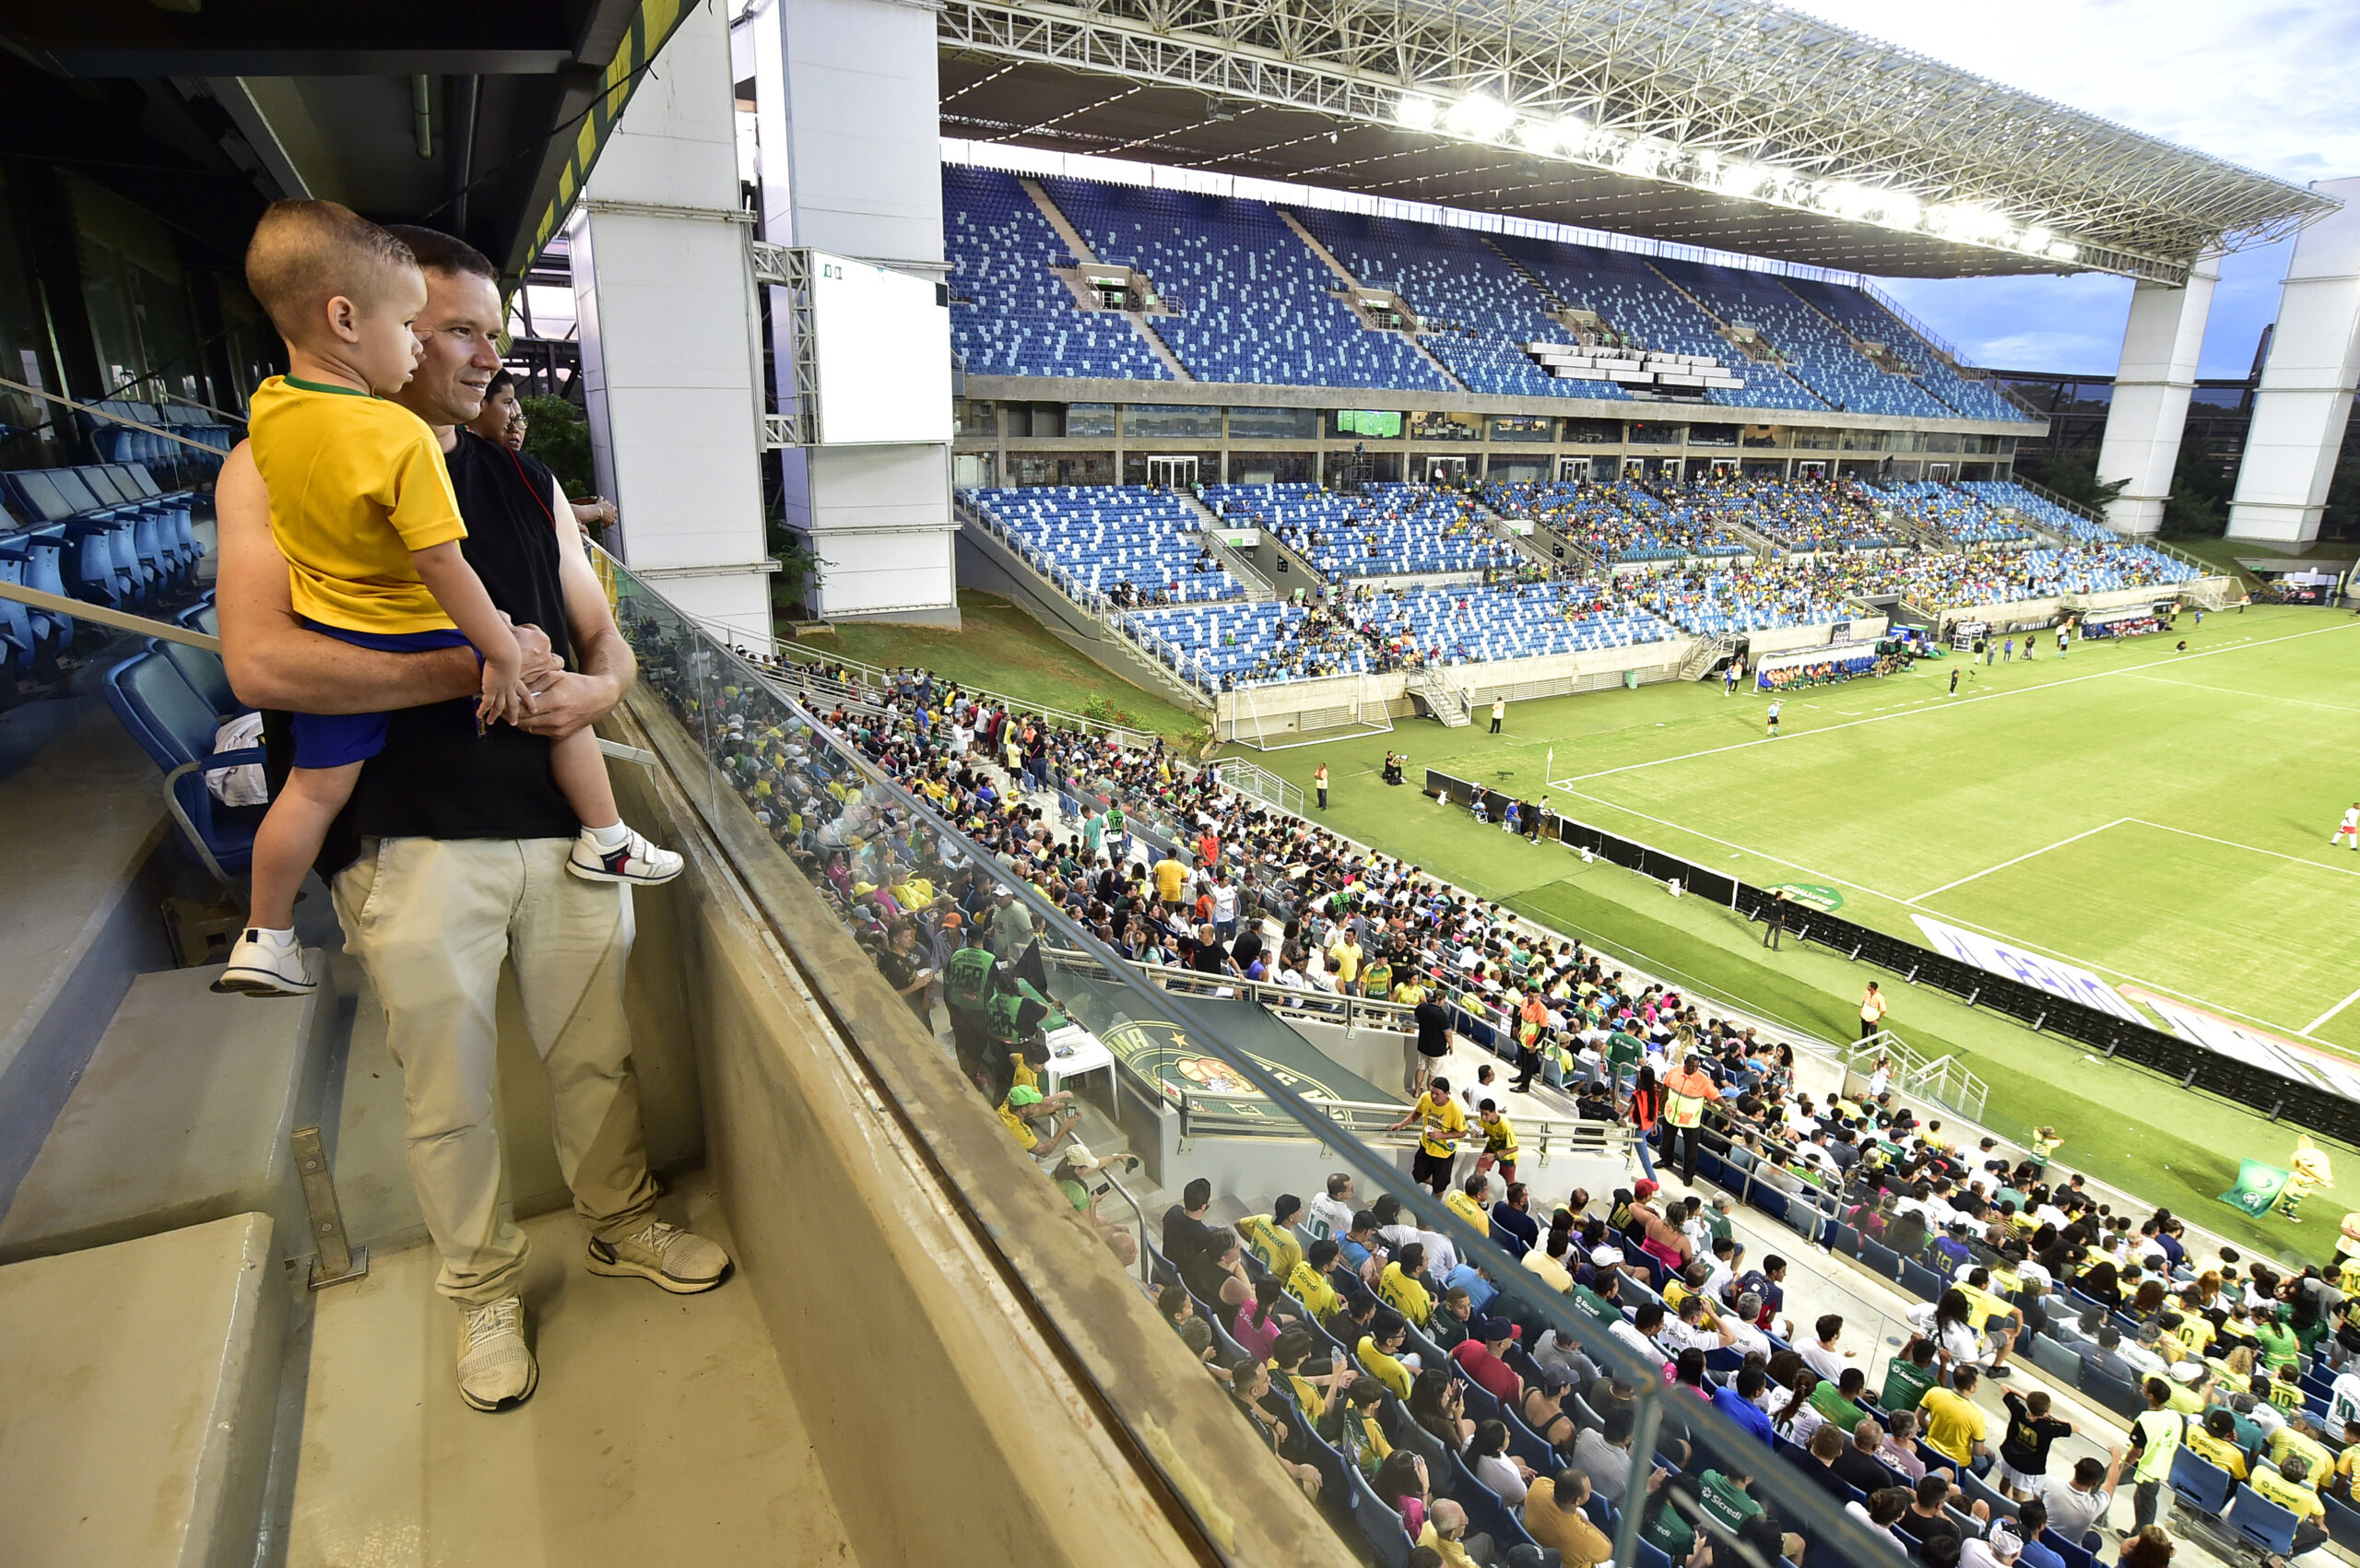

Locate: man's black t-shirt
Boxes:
[265,430,579,876]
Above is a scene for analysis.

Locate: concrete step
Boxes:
[0,959,334,1266]
[0,1211,287,1568]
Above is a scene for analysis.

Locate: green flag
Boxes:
[2218,1159,2294,1218]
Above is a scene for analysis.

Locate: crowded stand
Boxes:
[966,484,1243,607]
[1883,544,2200,609]
[1203,481,1519,579]
[1486,480,1753,562]
[641,619,2357,1568]
[1628,560,1869,635]
[941,166,1177,381]
[1720,478,1903,553]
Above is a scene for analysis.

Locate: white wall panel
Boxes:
[2230,177,2360,547]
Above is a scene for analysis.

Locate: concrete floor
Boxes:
[286,1171,856,1568]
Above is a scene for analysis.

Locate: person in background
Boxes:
[467,368,619,537]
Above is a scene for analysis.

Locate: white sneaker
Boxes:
[214,930,316,996]
[455,1296,537,1411]
[585,1219,733,1294]
[566,825,684,885]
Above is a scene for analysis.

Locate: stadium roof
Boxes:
[938,0,2339,286]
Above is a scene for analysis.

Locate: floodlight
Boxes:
[1447,93,1514,139]
[1396,93,1440,130]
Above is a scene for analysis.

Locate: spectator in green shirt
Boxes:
[1811,1367,1872,1430]
[1883,1336,1941,1412]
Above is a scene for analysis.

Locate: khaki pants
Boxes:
[335,836,658,1305]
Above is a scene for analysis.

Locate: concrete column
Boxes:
[568,0,774,646]
[2095,253,2220,536]
[2228,179,2360,548]
[745,0,958,626]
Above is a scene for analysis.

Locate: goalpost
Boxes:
[1224,673,1396,751]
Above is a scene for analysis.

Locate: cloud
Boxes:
[1773,1,2350,378]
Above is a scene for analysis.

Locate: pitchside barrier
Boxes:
[1422,768,2360,1146]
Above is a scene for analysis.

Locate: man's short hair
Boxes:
[1307,1239,1339,1268]
[1817,1314,1844,1342]
[382,224,497,281]
[1327,1172,1352,1197]
[1811,1424,1844,1460]
[2071,1456,2106,1487]
[1184,1177,1212,1209]
[244,199,418,338]
[1552,1468,1590,1507]
[1916,1473,1950,1507]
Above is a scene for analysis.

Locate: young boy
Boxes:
[218,201,678,996]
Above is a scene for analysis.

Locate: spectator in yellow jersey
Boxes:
[1389,1079,1469,1196]
[1236,1197,1305,1278]
[1358,1312,1420,1398]
[2182,1409,2247,1481]
[2251,1454,2328,1556]
[1288,1240,1347,1322]
[1380,1244,1437,1326]
[1476,1101,1519,1182]
[1445,1174,1492,1232]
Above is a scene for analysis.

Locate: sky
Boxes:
[1774,0,2360,377]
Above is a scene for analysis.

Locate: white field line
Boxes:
[1552,620,2357,785]
[1542,784,2335,1047]
[1904,819,2133,904]
[2304,986,2360,1039]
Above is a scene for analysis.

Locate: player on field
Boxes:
[1765,698,1781,738]
[2335,803,2360,851]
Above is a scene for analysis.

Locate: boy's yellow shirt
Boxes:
[249,375,470,635]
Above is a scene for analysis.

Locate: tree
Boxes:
[2013,451,2127,513]
[519,395,595,500]
[2159,438,2233,539]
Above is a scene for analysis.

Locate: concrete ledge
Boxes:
[0,1212,287,1568]
[613,693,1352,1568]
[0,962,332,1265]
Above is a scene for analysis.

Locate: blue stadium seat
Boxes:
[1898,1259,1944,1301]
[2167,1446,2234,1515]
[100,649,263,886]
[1352,1467,1413,1568]
[2225,1484,2298,1556]
[2078,1364,2142,1419]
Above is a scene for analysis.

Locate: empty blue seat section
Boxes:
[967,485,1241,606]
[1124,598,1369,691]
[1655,259,1950,419]
[1291,211,1590,398]
[1037,177,1455,392]
[1202,482,1516,579]
[1780,277,2026,421]
[1965,480,2118,543]
[1489,234,1808,410]
[941,167,1172,381]
[1873,479,2034,545]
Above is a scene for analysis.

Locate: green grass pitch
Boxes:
[1223,606,2360,1256]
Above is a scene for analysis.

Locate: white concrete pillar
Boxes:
[2228,179,2360,548]
[569,0,774,646]
[745,0,958,625]
[2095,253,2220,536]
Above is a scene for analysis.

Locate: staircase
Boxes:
[1409,664,1470,726]
[1471,493,1560,572]
[1176,491,1279,601]
[1643,260,1837,411]
[1680,632,1740,681]
[1279,209,1467,391]
[1023,177,1195,382]
[1485,238,1571,312]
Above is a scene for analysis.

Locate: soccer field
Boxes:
[1224,606,2360,1248]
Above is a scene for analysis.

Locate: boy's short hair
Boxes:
[244,200,418,339]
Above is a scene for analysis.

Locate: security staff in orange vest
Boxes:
[1659,1054,1722,1185]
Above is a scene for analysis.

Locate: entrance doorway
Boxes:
[1146,455,1199,488]
[1422,454,1469,483]
[1557,455,1590,482]
[1795,459,1828,478]
[1927,462,1953,481]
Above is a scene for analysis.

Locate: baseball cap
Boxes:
[1476,1317,1512,1342]
[1634,1179,1659,1199]
[1591,1245,1624,1267]
[1006,1085,1044,1107]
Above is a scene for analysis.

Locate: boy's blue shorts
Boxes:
[289,619,473,769]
